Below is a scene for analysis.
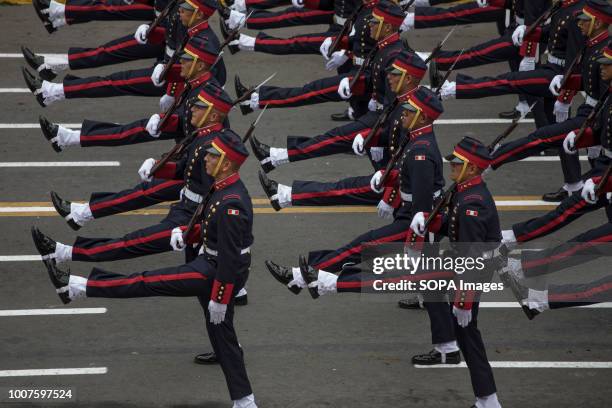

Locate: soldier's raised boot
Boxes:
[250,136,274,173]
[50,191,83,231]
[22,46,68,81]
[299,255,319,299]
[44,259,72,304]
[258,171,281,211]
[234,75,253,115]
[22,67,46,107]
[411,349,461,366]
[32,0,55,33]
[265,260,302,294]
[39,116,61,152]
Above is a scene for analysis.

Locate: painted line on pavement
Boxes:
[0,161,120,167]
[0,308,107,317]
[416,361,612,369]
[0,367,108,377]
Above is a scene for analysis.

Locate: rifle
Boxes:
[242,104,268,143]
[423,182,456,229]
[182,185,214,241]
[374,129,411,190]
[424,26,457,64]
[401,0,416,12]
[574,93,611,146]
[434,48,465,94]
[523,0,562,39]
[232,72,277,106]
[327,4,365,58]
[349,45,377,90]
[150,128,199,176]
[220,10,255,51]
[488,102,537,151]
[558,45,585,91]
[146,0,178,38]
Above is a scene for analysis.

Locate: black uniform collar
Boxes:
[214,172,240,190]
[562,0,580,8]
[409,124,433,140]
[189,71,212,87]
[377,32,400,49]
[587,30,609,48]
[457,175,483,192]
[188,20,210,37]
[196,122,224,138]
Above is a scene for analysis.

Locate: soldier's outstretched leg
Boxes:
[243,6,334,30]
[64,0,155,24]
[233,28,339,55]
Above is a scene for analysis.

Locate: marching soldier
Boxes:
[23,0,225,106]
[501,41,611,245]
[256,51,427,214]
[38,36,223,151]
[36,131,257,408]
[31,83,232,264]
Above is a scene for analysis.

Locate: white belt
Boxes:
[353,56,364,66]
[182,187,203,203]
[547,54,565,67]
[515,16,525,25]
[400,189,442,202]
[165,46,175,58]
[585,95,598,107]
[603,148,612,159]
[205,246,251,256]
[334,15,347,25]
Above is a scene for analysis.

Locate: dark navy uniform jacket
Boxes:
[188,173,254,304]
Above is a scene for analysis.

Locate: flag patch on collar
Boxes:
[414,155,426,161]
[466,209,478,217]
[227,209,240,216]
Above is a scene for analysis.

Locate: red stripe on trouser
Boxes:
[90,180,183,211]
[315,231,409,270]
[435,41,512,64]
[548,282,612,302]
[292,184,373,200]
[66,5,151,12]
[87,272,206,287]
[69,39,140,61]
[416,6,499,21]
[260,85,339,106]
[522,235,612,269]
[491,131,572,166]
[73,229,173,256]
[287,128,368,156]
[517,200,589,242]
[337,271,454,289]
[64,76,152,92]
[80,126,146,142]
[457,77,550,91]
[256,36,328,45]
[249,10,332,24]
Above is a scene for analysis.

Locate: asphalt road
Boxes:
[0,3,611,408]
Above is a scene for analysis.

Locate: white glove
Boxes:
[352,133,366,156]
[476,0,488,7]
[151,63,166,87]
[519,57,536,72]
[512,24,526,46]
[410,211,426,236]
[134,24,149,45]
[337,77,352,99]
[320,37,333,59]
[138,158,156,182]
[581,178,598,204]
[377,200,394,219]
[453,306,472,328]
[549,74,564,96]
[146,114,161,137]
[326,50,349,70]
[554,100,570,123]
[563,131,577,154]
[370,147,384,162]
[170,227,186,251]
[368,98,378,112]
[292,0,304,8]
[230,0,247,12]
[400,12,414,32]
[159,94,175,112]
[208,300,227,325]
[226,10,246,30]
[370,171,384,193]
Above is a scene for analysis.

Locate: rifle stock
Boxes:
[574,94,610,146]
[523,1,562,39]
[595,164,612,194]
[327,4,364,58]
[146,0,178,38]
[424,182,456,228]
[150,128,198,176]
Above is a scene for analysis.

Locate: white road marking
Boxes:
[0,367,108,377]
[479,302,612,308]
[0,308,107,317]
[416,362,612,369]
[0,123,82,128]
[0,162,120,167]
[0,255,41,261]
[2,88,32,93]
[0,53,66,58]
